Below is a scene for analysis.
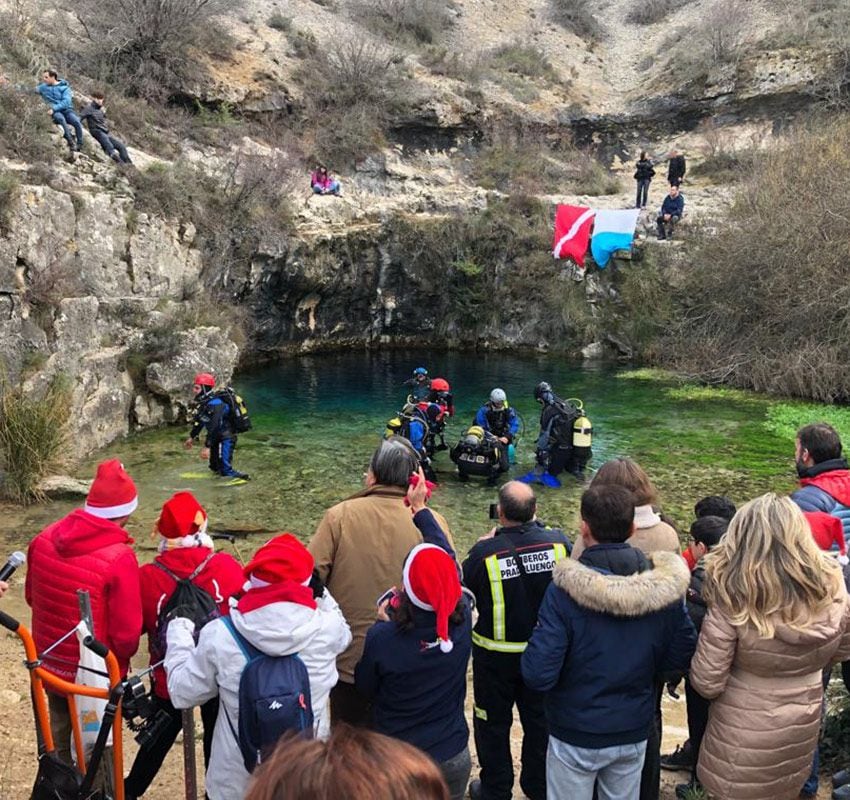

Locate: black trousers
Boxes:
[124,695,218,798]
[685,678,710,783]
[330,680,372,728]
[472,648,547,800]
[639,680,663,800]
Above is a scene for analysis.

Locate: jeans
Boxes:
[440,746,472,800]
[656,214,681,239]
[209,436,239,476]
[636,179,651,208]
[312,180,340,195]
[91,129,132,164]
[547,736,647,800]
[52,108,83,148]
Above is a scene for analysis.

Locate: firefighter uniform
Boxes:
[462,520,571,800]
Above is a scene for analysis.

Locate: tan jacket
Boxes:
[690,589,850,800]
[309,484,452,682]
[571,505,680,560]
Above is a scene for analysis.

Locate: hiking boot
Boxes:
[661,741,693,771]
[110,151,122,163]
[834,785,850,800]
[468,779,482,800]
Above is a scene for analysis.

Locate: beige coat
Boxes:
[690,592,850,800]
[571,505,680,560]
[309,484,452,682]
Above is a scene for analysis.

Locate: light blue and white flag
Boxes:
[590,209,640,268]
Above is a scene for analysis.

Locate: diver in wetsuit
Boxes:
[474,388,520,475]
[183,372,249,480]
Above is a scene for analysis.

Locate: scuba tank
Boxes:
[566,398,593,460]
[385,417,403,439]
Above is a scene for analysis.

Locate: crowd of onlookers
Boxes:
[16,421,850,800]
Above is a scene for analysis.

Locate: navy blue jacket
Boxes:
[189,394,233,446]
[354,596,472,762]
[661,194,684,218]
[792,459,850,542]
[521,543,696,748]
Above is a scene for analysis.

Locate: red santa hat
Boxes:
[84,459,138,519]
[156,492,208,538]
[244,533,314,585]
[804,511,848,565]
[402,543,462,653]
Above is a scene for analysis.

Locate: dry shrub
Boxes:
[0,171,19,234]
[548,0,602,41]
[65,0,234,100]
[350,0,452,45]
[626,0,693,25]
[297,35,408,165]
[0,85,57,164]
[0,372,71,504]
[662,117,850,401]
[490,41,557,81]
[692,0,747,65]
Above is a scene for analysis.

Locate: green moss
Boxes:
[615,368,677,382]
[665,385,762,403]
[764,403,850,444]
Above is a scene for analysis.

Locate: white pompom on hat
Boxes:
[402,543,462,653]
[84,459,138,519]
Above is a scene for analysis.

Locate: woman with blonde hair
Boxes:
[691,493,850,800]
[571,458,680,559]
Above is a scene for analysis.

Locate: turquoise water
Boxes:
[0,351,810,559]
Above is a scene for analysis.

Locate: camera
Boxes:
[488,503,499,520]
[122,675,172,750]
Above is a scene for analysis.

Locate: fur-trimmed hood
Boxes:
[553,550,690,617]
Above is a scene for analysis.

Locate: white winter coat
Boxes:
[165,590,352,800]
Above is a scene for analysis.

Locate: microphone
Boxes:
[0,552,26,582]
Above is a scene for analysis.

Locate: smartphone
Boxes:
[488,502,499,520]
[376,587,398,607]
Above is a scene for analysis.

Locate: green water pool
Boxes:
[4,349,846,560]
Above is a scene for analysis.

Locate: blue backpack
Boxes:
[221,617,314,772]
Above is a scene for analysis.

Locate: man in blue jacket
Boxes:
[656,184,685,241]
[522,485,696,800]
[36,70,84,154]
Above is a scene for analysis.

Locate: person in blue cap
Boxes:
[403,367,432,403]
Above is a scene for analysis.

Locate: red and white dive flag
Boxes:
[552,205,595,266]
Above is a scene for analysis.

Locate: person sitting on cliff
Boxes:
[656,184,685,241]
[311,164,342,196]
[79,90,133,166]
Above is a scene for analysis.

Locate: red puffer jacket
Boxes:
[25,509,142,681]
[140,547,244,699]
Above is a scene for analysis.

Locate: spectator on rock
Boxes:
[690,493,850,800]
[244,726,451,800]
[310,164,341,196]
[667,149,686,186]
[124,491,244,800]
[35,69,84,155]
[656,184,684,241]
[79,91,132,165]
[309,437,453,727]
[522,484,695,800]
[26,459,143,792]
[165,533,351,800]
[634,150,656,209]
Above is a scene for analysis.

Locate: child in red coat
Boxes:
[124,492,244,800]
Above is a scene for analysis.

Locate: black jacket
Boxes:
[462,520,571,653]
[522,543,696,748]
[634,159,656,181]
[538,400,576,450]
[667,155,686,183]
[686,560,708,633]
[79,101,109,135]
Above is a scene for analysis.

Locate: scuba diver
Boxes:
[450,425,504,486]
[518,382,592,488]
[474,388,520,475]
[184,372,250,481]
[385,402,437,481]
[423,377,454,452]
[403,366,432,403]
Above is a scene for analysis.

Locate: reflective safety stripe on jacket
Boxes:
[472,543,568,653]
